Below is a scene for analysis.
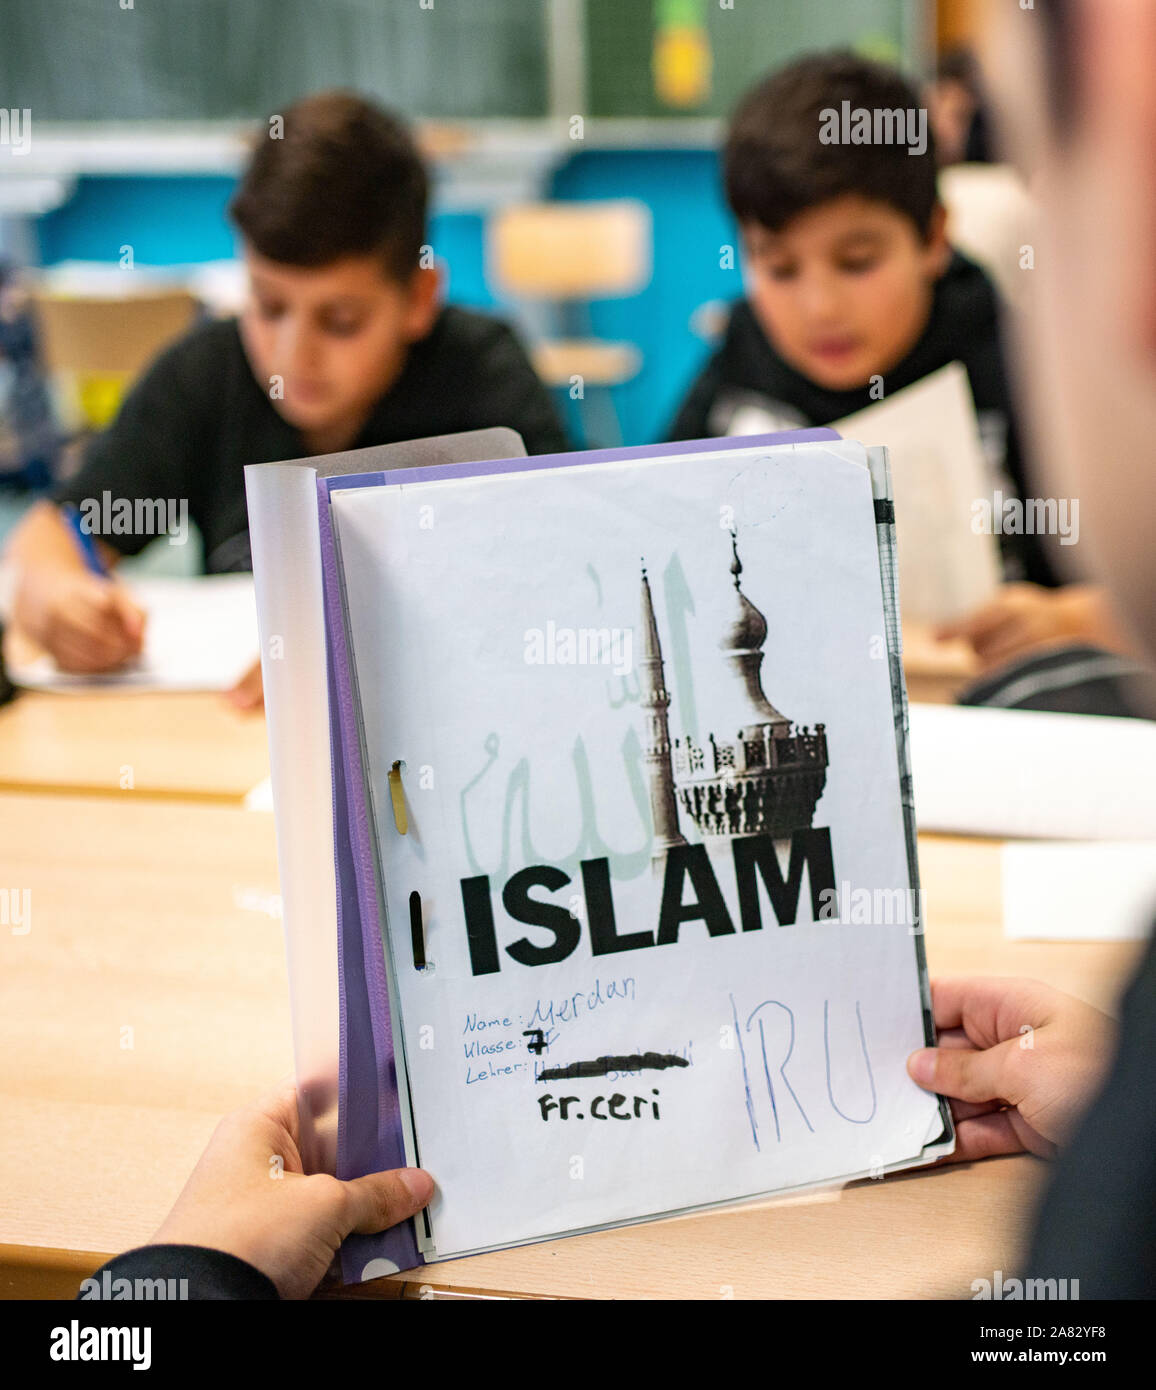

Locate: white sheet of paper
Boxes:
[9,575,258,692]
[833,364,1002,624]
[1003,841,1156,941]
[909,703,1156,841]
[727,365,1002,625]
[332,441,943,1260]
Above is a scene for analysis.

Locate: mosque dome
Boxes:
[716,530,788,734]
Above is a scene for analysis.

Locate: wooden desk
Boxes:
[0,623,959,806]
[0,793,290,1296]
[0,691,268,801]
[0,797,1142,1299]
[902,624,978,707]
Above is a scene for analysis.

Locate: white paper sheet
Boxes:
[909,702,1156,841]
[833,364,1003,625]
[1003,841,1156,941]
[8,575,258,692]
[332,441,944,1259]
[729,365,1003,624]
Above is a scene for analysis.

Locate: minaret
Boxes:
[638,559,687,864]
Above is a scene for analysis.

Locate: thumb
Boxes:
[339,1167,434,1238]
[908,1040,1016,1106]
[108,585,147,644]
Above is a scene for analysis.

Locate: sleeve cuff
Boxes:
[78,1245,280,1301]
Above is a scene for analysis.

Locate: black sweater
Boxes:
[53,306,568,574]
[79,1244,278,1300]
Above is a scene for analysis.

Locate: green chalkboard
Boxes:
[0,0,550,121]
[585,0,916,119]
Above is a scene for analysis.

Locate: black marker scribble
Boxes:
[537,1052,690,1082]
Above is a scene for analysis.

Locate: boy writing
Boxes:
[6,91,567,699]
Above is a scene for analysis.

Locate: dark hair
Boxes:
[936,44,993,164]
[228,91,428,281]
[936,45,981,92]
[724,52,939,237]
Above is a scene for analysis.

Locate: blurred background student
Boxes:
[927,43,991,166]
[3,93,565,699]
[667,49,1137,697]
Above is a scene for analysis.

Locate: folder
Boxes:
[246,427,952,1280]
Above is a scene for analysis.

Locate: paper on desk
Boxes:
[909,703,1156,840]
[244,776,274,811]
[1003,841,1156,940]
[8,575,258,692]
[332,440,945,1261]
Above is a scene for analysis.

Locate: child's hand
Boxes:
[935,583,1130,671]
[151,1080,434,1299]
[15,569,146,672]
[907,977,1115,1162]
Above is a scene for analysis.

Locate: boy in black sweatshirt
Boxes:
[670,52,1128,670]
[6,92,566,704]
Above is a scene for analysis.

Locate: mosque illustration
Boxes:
[638,530,829,864]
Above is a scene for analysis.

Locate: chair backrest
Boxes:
[31,291,200,377]
[487,200,652,301]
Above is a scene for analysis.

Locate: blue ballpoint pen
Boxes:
[60,504,108,578]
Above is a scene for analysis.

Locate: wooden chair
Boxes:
[487,200,652,446]
[31,290,200,431]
